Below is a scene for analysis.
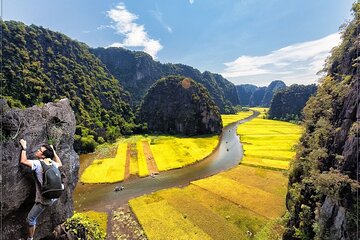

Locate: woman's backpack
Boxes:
[40,160,64,199]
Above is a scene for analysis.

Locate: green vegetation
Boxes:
[0,20,137,152]
[284,3,360,239]
[268,84,317,122]
[92,47,239,114]
[138,76,222,135]
[64,211,107,240]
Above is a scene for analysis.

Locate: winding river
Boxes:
[73,111,259,213]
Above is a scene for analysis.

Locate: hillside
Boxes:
[91,47,239,113]
[0,20,136,152]
[268,84,317,121]
[236,80,286,107]
[138,76,222,135]
[284,3,359,239]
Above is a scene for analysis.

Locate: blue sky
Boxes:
[3,0,354,86]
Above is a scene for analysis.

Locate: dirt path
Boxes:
[142,141,159,174]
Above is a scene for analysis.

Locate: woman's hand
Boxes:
[20,139,27,150]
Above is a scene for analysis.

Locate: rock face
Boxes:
[284,4,359,239]
[236,80,286,107]
[1,98,79,239]
[138,76,222,135]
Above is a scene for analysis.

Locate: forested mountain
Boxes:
[91,47,239,113]
[236,80,286,107]
[235,84,257,106]
[284,3,359,239]
[268,84,317,121]
[138,76,222,135]
[0,21,136,152]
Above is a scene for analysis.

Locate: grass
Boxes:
[80,142,127,183]
[221,110,253,127]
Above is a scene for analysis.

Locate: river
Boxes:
[73,111,259,213]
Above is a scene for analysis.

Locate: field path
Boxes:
[142,141,159,174]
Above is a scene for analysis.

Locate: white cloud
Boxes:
[106,3,163,58]
[221,33,341,86]
[189,0,194,4]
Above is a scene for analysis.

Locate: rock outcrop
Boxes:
[1,98,79,239]
[284,4,359,239]
[236,80,286,107]
[138,76,223,135]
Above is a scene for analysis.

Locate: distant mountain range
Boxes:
[236,80,287,107]
[91,47,239,114]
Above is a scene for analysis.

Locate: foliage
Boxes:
[268,84,317,122]
[91,47,238,114]
[0,20,136,153]
[284,3,359,239]
[64,211,107,240]
[138,75,222,135]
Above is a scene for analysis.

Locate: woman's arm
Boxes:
[19,139,33,168]
[50,145,62,167]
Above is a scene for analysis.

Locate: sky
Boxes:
[2,0,355,86]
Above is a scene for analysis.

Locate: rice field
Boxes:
[129,110,302,239]
[80,143,127,183]
[221,110,253,127]
[130,165,289,239]
[238,108,303,170]
[80,110,256,184]
[80,135,219,183]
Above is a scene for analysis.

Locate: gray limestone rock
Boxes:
[1,98,79,239]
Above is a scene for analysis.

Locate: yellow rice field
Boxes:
[149,135,218,171]
[238,108,303,170]
[130,165,289,239]
[80,143,127,183]
[129,194,212,240]
[221,110,253,127]
[80,134,219,183]
[130,111,302,239]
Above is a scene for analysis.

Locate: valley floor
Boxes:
[74,109,302,239]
